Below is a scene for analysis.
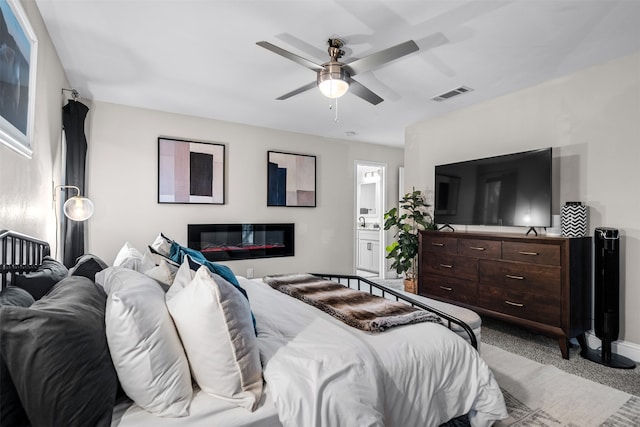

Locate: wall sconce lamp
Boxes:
[54,185,94,221]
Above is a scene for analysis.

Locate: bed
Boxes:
[0,230,507,427]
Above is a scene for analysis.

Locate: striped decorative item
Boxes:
[561,202,587,237]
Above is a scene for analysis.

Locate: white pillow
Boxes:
[150,233,172,257]
[102,267,192,417]
[113,242,155,272]
[141,248,158,270]
[146,246,181,269]
[167,266,263,411]
[165,258,195,300]
[144,259,177,287]
[94,268,107,290]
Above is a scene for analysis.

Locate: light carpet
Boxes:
[481,343,640,426]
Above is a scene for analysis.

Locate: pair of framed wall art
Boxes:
[157,137,316,207]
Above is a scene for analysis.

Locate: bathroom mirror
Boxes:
[358,182,377,216]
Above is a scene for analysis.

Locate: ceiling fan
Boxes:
[256,38,419,105]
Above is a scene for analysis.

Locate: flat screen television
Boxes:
[434,147,552,228]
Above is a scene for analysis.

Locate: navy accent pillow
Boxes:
[13,256,68,300]
[0,276,118,427]
[68,253,109,281]
[0,287,34,427]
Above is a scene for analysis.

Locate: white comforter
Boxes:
[113,277,506,426]
[244,277,507,427]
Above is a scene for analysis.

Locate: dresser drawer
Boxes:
[478,259,561,297]
[478,285,561,326]
[423,252,478,282]
[422,235,458,255]
[502,242,560,266]
[422,275,477,306]
[458,238,501,259]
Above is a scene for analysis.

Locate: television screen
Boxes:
[434,148,552,228]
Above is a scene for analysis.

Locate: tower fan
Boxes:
[580,227,635,369]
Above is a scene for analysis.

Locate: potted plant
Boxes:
[384,189,437,293]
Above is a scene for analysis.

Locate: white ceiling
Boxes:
[35,0,640,147]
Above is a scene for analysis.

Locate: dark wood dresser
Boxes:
[418,230,592,359]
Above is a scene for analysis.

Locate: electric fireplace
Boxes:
[188,223,294,261]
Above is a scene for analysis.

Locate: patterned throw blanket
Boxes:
[262,273,442,332]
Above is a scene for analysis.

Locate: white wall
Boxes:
[85,101,403,278]
[405,51,640,349]
[0,0,69,249]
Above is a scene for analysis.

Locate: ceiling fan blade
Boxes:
[347,79,383,105]
[276,81,317,100]
[344,40,419,76]
[256,41,324,72]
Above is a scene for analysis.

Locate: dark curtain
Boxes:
[62,100,90,268]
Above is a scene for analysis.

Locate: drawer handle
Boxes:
[518,251,539,256]
[431,243,444,247]
[505,300,524,307]
[506,274,524,280]
[469,246,486,251]
[439,264,453,269]
[439,286,453,291]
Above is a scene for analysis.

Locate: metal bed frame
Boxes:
[0,230,51,290]
[311,273,478,350]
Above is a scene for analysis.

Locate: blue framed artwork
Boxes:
[0,0,38,158]
[267,150,316,207]
[158,137,225,204]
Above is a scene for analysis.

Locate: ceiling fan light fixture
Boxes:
[317,64,350,99]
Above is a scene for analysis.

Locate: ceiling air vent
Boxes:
[431,86,474,102]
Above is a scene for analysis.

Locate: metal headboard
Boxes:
[311,273,478,350]
[0,230,50,289]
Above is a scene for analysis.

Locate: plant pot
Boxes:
[404,278,417,294]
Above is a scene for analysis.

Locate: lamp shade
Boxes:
[317,64,350,99]
[63,196,94,221]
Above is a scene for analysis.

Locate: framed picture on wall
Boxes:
[267,150,316,207]
[158,137,225,204]
[0,0,38,158]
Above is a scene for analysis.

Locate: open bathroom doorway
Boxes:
[355,161,387,279]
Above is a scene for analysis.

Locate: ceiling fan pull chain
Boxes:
[333,97,340,123]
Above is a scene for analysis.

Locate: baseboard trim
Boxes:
[584,331,640,363]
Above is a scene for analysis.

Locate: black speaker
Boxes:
[579,227,635,368]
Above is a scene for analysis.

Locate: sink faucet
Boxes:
[359,216,366,227]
